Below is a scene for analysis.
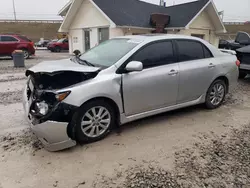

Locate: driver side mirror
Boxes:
[125,61,143,72]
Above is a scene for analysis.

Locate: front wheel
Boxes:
[74,100,116,143]
[205,80,226,109]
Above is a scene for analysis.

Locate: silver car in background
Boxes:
[23,35,239,151]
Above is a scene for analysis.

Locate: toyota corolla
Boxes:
[23,35,239,151]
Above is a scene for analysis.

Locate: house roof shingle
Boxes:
[93,0,210,28]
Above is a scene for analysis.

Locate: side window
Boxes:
[176,40,204,62]
[203,45,213,58]
[1,36,18,42]
[131,41,175,68]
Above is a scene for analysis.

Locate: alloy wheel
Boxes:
[23,50,29,59]
[209,83,225,106]
[81,106,111,138]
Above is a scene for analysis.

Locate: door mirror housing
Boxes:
[125,61,143,72]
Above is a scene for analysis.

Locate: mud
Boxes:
[0,128,43,153]
[0,91,22,105]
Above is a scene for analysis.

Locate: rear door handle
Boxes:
[208,63,215,68]
[168,69,178,75]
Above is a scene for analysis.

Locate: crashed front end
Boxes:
[23,64,99,151]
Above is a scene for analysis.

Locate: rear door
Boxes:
[0,36,19,55]
[122,40,179,116]
[175,39,216,103]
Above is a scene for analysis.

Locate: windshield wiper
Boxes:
[74,57,95,67]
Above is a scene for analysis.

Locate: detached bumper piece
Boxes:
[31,120,76,152]
[23,83,77,152]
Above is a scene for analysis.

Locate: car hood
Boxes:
[236,45,250,53]
[26,59,100,76]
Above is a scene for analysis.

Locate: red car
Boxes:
[0,34,35,59]
[47,38,69,52]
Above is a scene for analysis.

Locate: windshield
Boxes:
[79,38,140,67]
[57,38,65,43]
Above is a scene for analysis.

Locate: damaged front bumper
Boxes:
[23,82,76,152]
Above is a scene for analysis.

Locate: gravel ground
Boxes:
[0,51,249,188]
[95,124,250,188]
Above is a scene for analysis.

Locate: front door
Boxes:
[84,30,90,51]
[122,40,179,116]
[175,39,217,103]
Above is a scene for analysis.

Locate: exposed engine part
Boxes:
[28,71,98,90]
[27,70,98,124]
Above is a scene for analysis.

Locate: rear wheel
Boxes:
[205,80,226,109]
[74,100,116,143]
[239,72,247,79]
[22,49,30,59]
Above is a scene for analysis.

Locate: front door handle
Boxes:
[208,63,215,68]
[168,69,178,75]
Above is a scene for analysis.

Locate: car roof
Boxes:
[115,34,206,43]
[115,34,222,57]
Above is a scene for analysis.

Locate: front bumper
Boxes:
[23,84,76,152]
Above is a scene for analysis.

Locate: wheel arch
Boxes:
[80,97,121,125]
[68,96,121,140]
[211,75,229,93]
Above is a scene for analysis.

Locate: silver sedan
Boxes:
[23,35,239,151]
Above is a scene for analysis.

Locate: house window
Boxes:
[99,28,109,44]
[73,37,78,43]
[191,34,204,39]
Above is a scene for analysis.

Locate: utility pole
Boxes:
[160,0,165,6]
[12,0,17,21]
[218,11,224,21]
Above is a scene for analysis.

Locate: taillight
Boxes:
[30,42,34,46]
[236,60,240,67]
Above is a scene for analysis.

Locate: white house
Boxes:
[59,0,226,54]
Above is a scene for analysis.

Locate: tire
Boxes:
[239,72,247,79]
[205,80,226,109]
[22,49,30,59]
[73,100,116,143]
[54,46,61,53]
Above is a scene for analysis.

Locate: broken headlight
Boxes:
[35,101,49,116]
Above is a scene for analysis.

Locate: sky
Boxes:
[0,0,249,22]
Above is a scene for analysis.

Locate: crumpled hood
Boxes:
[26,59,100,76]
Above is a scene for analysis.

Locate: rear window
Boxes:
[18,35,32,42]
